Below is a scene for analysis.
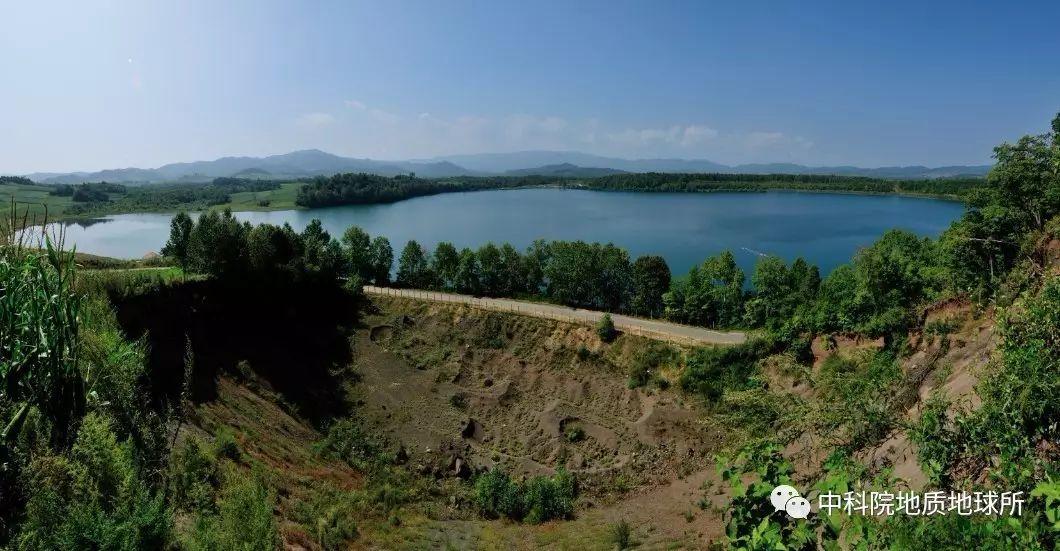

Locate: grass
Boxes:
[223,182,305,212]
[0,182,75,219]
[1,180,308,222]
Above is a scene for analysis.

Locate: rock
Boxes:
[461,418,482,440]
[451,456,471,479]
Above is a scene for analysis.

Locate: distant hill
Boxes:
[22,149,991,185]
[28,150,478,185]
[432,151,991,179]
[504,163,626,177]
[230,167,273,178]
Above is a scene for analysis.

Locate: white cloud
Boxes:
[605,124,719,149]
[286,103,810,162]
[296,112,336,128]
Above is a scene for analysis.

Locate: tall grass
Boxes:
[1,201,85,447]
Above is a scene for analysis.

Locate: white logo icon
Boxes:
[785,496,811,519]
[770,485,811,519]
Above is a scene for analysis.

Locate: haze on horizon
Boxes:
[2,0,1058,175]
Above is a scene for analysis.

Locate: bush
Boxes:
[628,342,676,388]
[313,418,387,469]
[564,425,586,443]
[16,413,171,550]
[596,313,617,342]
[680,338,777,401]
[473,469,524,520]
[189,468,278,551]
[212,427,241,462]
[609,519,632,549]
[170,437,219,512]
[473,468,577,523]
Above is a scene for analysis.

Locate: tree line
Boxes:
[294,172,557,208]
[292,170,985,210]
[62,178,284,215]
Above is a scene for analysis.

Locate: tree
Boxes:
[341,226,373,280]
[162,212,193,272]
[369,236,393,285]
[631,255,671,317]
[300,219,344,282]
[246,222,300,283]
[477,243,503,296]
[499,243,527,296]
[431,242,460,290]
[746,255,790,327]
[455,248,481,295]
[523,239,551,295]
[597,244,633,312]
[396,240,430,288]
[849,230,939,341]
[673,251,745,328]
[187,209,250,279]
[988,127,1060,230]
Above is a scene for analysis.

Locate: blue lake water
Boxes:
[47,188,966,276]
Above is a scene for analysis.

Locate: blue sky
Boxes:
[2,0,1058,173]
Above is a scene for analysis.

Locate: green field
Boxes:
[223,181,305,211]
[2,180,308,222]
[0,181,75,221]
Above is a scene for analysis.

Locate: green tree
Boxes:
[455,248,481,295]
[669,251,744,328]
[396,240,429,288]
[746,256,791,327]
[630,255,671,318]
[187,209,250,279]
[300,220,344,282]
[852,229,938,340]
[341,226,373,281]
[499,243,526,296]
[161,212,193,272]
[431,242,460,290]
[477,243,503,296]
[369,236,393,285]
[597,244,632,312]
[523,239,551,295]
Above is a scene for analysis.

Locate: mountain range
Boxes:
[21,149,991,185]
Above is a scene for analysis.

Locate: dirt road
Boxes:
[363,285,746,346]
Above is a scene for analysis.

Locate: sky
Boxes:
[2,0,1059,174]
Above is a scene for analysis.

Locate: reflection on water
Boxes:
[32,189,966,275]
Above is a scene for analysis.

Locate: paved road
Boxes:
[363,285,746,346]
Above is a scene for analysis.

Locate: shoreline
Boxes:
[38,184,968,223]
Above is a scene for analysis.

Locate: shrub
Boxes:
[213,427,242,462]
[189,468,278,551]
[608,519,632,549]
[16,413,171,550]
[596,314,617,342]
[473,468,577,523]
[170,437,219,512]
[564,425,586,443]
[473,469,524,520]
[313,418,387,469]
[289,485,359,550]
[523,469,576,524]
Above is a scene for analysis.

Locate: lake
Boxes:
[42,188,966,276]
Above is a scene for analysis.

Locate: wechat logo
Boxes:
[770,485,811,519]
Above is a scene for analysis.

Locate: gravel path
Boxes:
[363,285,747,346]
